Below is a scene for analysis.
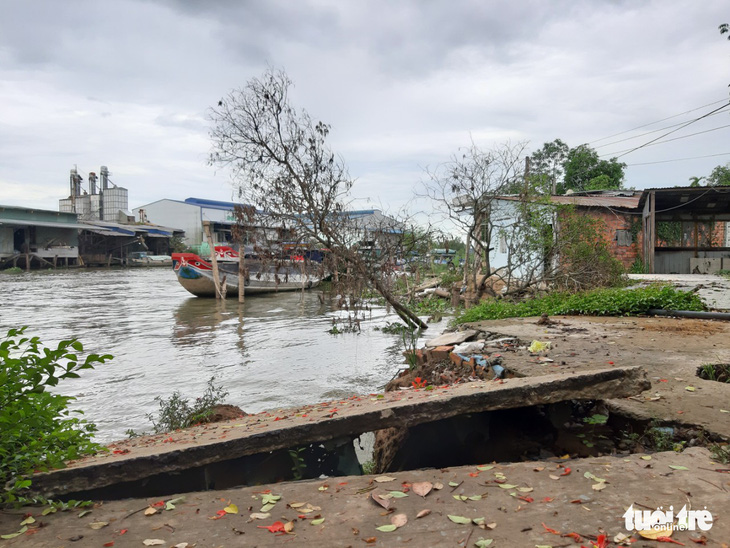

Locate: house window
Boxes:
[616,229,632,247]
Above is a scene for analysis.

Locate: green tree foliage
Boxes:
[561,144,626,193]
[526,140,626,195]
[528,138,569,194]
[688,162,730,187]
[707,163,730,186]
[0,327,112,504]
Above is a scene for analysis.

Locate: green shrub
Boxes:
[0,327,112,505]
[455,285,705,324]
[146,377,228,433]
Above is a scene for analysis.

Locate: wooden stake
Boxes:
[203,220,224,299]
[238,245,245,303]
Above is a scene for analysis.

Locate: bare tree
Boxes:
[422,140,529,299]
[208,68,426,329]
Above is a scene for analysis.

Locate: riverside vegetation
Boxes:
[0,327,112,506]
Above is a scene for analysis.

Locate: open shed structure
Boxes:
[640,186,730,274]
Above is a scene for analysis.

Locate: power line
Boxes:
[627,152,730,166]
[588,97,730,145]
[613,102,730,159]
[601,123,730,157]
[594,105,730,150]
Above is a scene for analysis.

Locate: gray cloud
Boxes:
[0,0,728,213]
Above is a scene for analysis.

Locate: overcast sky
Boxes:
[1,0,728,219]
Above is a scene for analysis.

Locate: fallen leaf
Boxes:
[475,538,494,547]
[477,465,495,471]
[103,542,114,547]
[584,472,607,483]
[376,524,397,532]
[516,487,533,493]
[387,491,408,498]
[224,503,238,514]
[560,467,571,476]
[249,512,271,520]
[310,518,325,526]
[258,521,286,533]
[640,455,652,460]
[144,507,158,516]
[549,474,560,480]
[390,514,408,528]
[0,526,27,540]
[364,537,377,544]
[318,485,329,491]
[370,492,392,510]
[448,515,472,525]
[433,482,444,490]
[669,465,689,471]
[412,481,433,497]
[89,522,109,530]
[685,386,696,392]
[416,509,431,519]
[639,527,673,540]
[498,484,518,489]
[689,534,708,544]
[20,516,35,526]
[592,483,607,491]
[289,502,305,508]
[533,466,545,472]
[172,544,189,548]
[374,475,396,483]
[142,540,166,546]
[448,481,460,487]
[542,522,561,535]
[284,521,295,533]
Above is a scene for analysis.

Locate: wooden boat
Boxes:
[171,246,324,297]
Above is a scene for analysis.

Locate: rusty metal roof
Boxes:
[497,193,641,209]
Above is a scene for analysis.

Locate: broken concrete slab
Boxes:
[31,366,649,499]
[424,329,478,347]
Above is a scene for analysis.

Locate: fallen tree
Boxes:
[208,68,426,329]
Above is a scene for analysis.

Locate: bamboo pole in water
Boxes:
[203,221,224,300]
[238,244,245,303]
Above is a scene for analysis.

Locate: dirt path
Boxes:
[467,315,730,439]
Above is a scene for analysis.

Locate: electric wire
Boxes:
[601,123,730,157]
[588,98,730,145]
[612,101,730,159]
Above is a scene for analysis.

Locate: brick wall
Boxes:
[562,207,642,270]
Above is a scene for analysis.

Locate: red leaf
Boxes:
[119,529,127,535]
[542,522,561,535]
[258,521,286,533]
[542,497,554,503]
[563,532,582,542]
[468,472,480,477]
[656,538,685,545]
[151,500,165,508]
[104,543,114,547]
[518,496,534,503]
[560,467,571,476]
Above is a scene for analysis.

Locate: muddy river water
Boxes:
[0,268,442,443]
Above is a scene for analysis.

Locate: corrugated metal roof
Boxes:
[0,219,92,230]
[497,194,641,209]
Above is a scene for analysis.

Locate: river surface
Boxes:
[0,268,443,443]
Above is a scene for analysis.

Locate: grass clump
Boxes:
[455,285,705,324]
[146,377,228,434]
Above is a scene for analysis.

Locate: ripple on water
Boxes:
[0,268,423,442]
